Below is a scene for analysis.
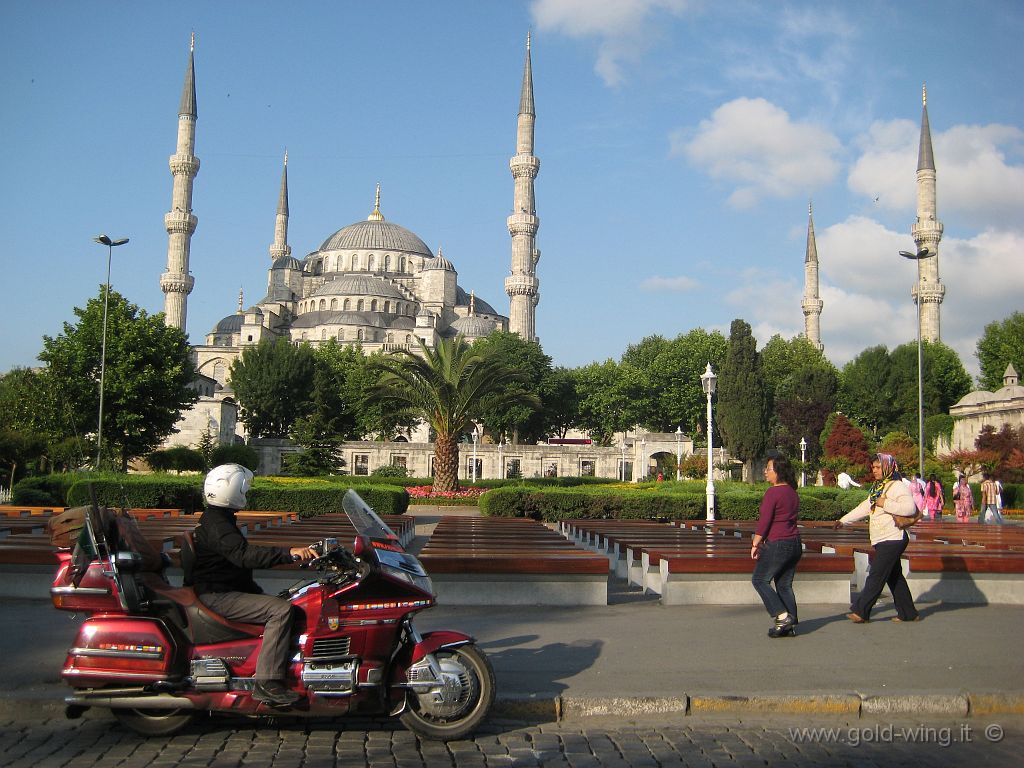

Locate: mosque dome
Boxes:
[312,275,408,300]
[449,315,497,337]
[422,253,455,271]
[211,313,244,334]
[954,390,996,407]
[318,219,432,257]
[272,255,302,270]
[455,287,498,315]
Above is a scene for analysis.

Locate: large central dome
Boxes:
[318,219,432,257]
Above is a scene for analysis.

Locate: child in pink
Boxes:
[923,474,944,520]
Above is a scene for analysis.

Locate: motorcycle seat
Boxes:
[141,575,265,644]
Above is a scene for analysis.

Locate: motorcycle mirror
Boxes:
[352,535,370,557]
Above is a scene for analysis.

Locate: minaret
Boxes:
[505,32,540,342]
[911,84,944,342]
[268,150,291,262]
[801,201,824,351]
[160,34,200,332]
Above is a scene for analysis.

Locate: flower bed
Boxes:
[407,485,487,506]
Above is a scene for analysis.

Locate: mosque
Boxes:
[159,35,541,453]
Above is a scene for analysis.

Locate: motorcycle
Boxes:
[49,489,495,740]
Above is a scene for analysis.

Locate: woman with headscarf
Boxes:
[834,453,920,623]
[953,474,974,523]
[923,473,944,520]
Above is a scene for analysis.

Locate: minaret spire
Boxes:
[801,200,824,351]
[368,182,385,222]
[268,149,291,262]
[911,83,944,342]
[160,35,200,332]
[505,32,541,341]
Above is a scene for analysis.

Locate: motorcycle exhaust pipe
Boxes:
[65,694,196,710]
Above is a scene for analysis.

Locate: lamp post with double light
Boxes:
[701,363,717,521]
[899,247,930,480]
[93,234,129,469]
[675,425,683,481]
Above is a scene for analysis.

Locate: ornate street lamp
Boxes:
[900,246,931,480]
[93,234,129,469]
[471,427,478,483]
[675,426,683,482]
[701,363,717,521]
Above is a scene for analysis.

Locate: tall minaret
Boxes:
[160,34,200,332]
[505,32,540,342]
[911,84,944,342]
[801,201,824,351]
[268,150,291,262]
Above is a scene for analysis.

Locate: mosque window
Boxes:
[338,329,344,340]
[384,301,390,313]
[406,334,412,343]
[330,298,337,310]
[387,333,393,343]
[301,332,307,340]
[319,299,326,311]
[368,255,376,271]
[357,329,364,341]
[357,299,364,312]
[384,255,391,271]
[352,254,359,270]
[400,257,406,272]
[343,298,350,311]
[371,299,378,312]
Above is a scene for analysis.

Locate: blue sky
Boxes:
[2,0,1022,380]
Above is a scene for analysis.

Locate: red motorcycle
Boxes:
[49,489,495,740]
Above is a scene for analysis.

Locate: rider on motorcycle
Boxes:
[187,464,316,706]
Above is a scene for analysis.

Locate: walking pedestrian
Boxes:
[952,474,974,523]
[979,472,1003,524]
[834,453,920,623]
[751,455,802,638]
[923,474,944,520]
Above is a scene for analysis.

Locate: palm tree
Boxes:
[367,336,537,493]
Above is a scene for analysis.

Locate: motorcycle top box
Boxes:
[50,489,495,740]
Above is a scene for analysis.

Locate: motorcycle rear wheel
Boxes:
[113,707,195,736]
[400,644,495,741]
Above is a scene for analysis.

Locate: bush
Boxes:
[210,444,259,471]
[371,464,410,478]
[65,475,410,516]
[148,446,206,473]
[478,483,860,522]
[11,474,83,506]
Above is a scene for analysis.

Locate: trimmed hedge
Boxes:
[12,473,90,506]
[479,484,865,522]
[65,476,410,516]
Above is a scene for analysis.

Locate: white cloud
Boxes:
[849,119,1024,229]
[673,97,841,207]
[641,275,699,292]
[530,0,693,86]
[722,215,1024,377]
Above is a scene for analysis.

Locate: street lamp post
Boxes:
[471,428,478,483]
[900,247,930,480]
[675,426,683,482]
[639,438,646,482]
[498,438,504,479]
[701,363,717,521]
[93,234,129,469]
[620,440,626,482]
[799,437,807,488]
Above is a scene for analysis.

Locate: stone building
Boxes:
[948,365,1024,452]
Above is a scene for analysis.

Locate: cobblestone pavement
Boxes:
[1,711,1021,767]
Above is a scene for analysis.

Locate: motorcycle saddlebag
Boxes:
[63,616,179,687]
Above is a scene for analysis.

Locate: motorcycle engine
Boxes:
[301,660,357,696]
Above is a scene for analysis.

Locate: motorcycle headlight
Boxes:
[380,563,434,595]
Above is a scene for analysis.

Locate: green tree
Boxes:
[773,364,838,470]
[367,336,535,493]
[572,360,621,446]
[539,366,579,439]
[471,331,550,442]
[976,311,1024,391]
[38,289,197,470]
[717,319,770,480]
[760,334,831,402]
[838,346,895,437]
[229,338,316,438]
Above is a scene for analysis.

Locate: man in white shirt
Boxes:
[837,471,861,490]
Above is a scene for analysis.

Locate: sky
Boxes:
[2,0,1022,382]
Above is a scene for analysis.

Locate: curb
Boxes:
[4,692,1024,724]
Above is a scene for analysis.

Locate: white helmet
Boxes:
[204,463,254,510]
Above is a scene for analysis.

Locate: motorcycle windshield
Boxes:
[341,489,402,548]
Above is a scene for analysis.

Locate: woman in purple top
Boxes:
[751,455,802,638]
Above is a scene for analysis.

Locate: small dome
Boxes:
[455,286,497,315]
[954,390,996,407]
[995,384,1024,401]
[422,254,455,271]
[293,311,389,329]
[318,219,432,257]
[211,313,243,333]
[449,316,496,338]
[312,275,408,300]
[272,255,302,270]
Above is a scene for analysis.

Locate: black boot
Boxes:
[253,680,300,706]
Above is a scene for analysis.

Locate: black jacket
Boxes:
[189,505,292,594]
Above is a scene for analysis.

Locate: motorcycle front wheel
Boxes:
[400,644,495,741]
[113,707,195,736]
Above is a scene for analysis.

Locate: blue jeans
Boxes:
[752,537,802,620]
